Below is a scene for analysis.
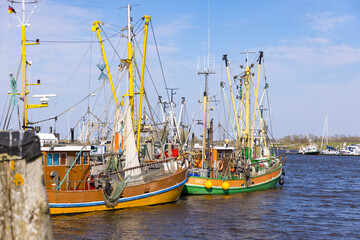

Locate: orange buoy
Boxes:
[205,180,212,189]
[218,160,223,171]
[222,181,229,190]
[114,132,120,151]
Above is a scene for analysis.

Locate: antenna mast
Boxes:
[166,87,179,144]
[198,1,215,165]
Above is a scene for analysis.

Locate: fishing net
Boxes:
[106,155,120,172]
[102,158,179,207]
[102,172,126,208]
[10,74,17,105]
[102,153,127,208]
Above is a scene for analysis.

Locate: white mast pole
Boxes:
[207,2,210,71]
[22,0,25,24]
[127,4,131,44]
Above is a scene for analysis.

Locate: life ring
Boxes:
[218,160,224,171]
[194,158,201,168]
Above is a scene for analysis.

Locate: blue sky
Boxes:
[1,0,359,139]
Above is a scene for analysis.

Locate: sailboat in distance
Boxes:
[320,115,339,155]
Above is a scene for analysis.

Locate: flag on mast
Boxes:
[8,6,16,14]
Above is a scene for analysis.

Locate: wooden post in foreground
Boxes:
[0,131,53,240]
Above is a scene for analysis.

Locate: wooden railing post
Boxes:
[0,131,53,240]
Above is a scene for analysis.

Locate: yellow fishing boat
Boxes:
[6,1,188,214]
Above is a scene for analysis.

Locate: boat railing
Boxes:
[45,179,94,191]
[120,158,183,186]
[46,158,187,190]
[102,157,186,186]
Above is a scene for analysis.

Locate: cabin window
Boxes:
[218,151,221,159]
[47,153,53,166]
[75,152,81,165]
[60,153,67,165]
[53,153,60,166]
[91,146,98,154]
[83,152,89,165]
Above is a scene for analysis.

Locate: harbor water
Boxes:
[51,154,360,239]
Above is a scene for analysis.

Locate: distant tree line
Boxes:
[277,134,360,144]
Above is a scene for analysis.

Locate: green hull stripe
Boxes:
[183,166,282,195]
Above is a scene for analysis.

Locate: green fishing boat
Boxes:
[183,51,285,195]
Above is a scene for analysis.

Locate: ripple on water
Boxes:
[52,155,360,239]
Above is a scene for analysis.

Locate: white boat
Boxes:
[298,141,319,155]
[320,116,339,155]
[340,145,360,155]
[320,145,339,155]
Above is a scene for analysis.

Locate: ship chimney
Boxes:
[191,133,195,149]
[70,128,74,143]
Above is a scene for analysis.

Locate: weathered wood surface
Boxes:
[0,131,53,240]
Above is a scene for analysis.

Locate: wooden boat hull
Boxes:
[48,168,187,215]
[182,165,282,195]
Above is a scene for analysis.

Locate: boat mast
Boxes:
[243,52,251,146]
[136,15,151,154]
[166,88,180,144]
[198,2,215,164]
[220,81,236,138]
[239,51,269,160]
[127,4,135,126]
[320,115,328,150]
[250,51,263,151]
[177,97,186,145]
[92,21,119,105]
[10,0,48,129]
[239,50,253,162]
[21,0,27,128]
[198,71,211,163]
[222,55,240,145]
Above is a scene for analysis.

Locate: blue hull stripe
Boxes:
[50,178,187,208]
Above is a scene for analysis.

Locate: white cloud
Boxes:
[306,37,331,44]
[146,43,180,55]
[306,12,356,33]
[264,35,360,136]
[220,19,249,27]
[152,14,197,39]
[2,1,360,139]
[267,44,360,67]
